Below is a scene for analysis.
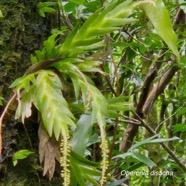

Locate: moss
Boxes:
[0,0,49,90]
[0,0,60,185]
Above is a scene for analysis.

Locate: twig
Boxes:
[110,118,141,125]
[155,101,186,133]
[132,111,186,172]
[0,93,17,155]
[109,118,119,163]
[142,65,179,116]
[59,2,73,31]
[101,65,117,96]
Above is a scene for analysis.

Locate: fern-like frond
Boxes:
[34,70,76,140]
[60,62,109,184]
[58,0,150,57]
[31,32,63,63]
[10,73,36,92]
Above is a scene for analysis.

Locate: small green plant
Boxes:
[12,149,34,166]
[37,2,57,17]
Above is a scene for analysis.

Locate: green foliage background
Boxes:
[0,0,185,186]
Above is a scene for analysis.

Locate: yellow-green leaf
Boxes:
[0,96,4,106]
[35,70,76,140]
[0,10,3,18]
[12,150,34,166]
[142,0,180,59]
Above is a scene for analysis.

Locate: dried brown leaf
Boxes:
[38,123,60,180]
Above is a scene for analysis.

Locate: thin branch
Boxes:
[101,65,117,96]
[59,3,73,31]
[155,101,186,133]
[100,0,104,6]
[132,111,186,172]
[109,118,119,162]
[110,118,141,125]
[0,93,17,155]
[142,65,179,116]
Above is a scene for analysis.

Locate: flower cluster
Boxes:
[60,136,71,186]
[100,139,109,186]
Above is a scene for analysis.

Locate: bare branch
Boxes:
[0,93,17,155]
[142,65,179,116]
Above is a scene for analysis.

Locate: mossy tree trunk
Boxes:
[0,1,60,185]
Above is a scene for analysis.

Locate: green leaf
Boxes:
[142,0,180,59]
[10,73,36,92]
[34,70,76,140]
[12,150,34,166]
[106,178,128,186]
[71,161,87,186]
[64,2,77,12]
[179,0,186,14]
[41,6,56,14]
[71,114,92,156]
[43,33,61,58]
[148,136,180,143]
[84,1,101,12]
[127,162,144,171]
[112,152,131,160]
[0,10,4,18]
[87,133,100,146]
[70,151,101,186]
[59,0,148,57]
[131,150,156,167]
[70,0,85,5]
[109,102,133,112]
[38,7,56,17]
[76,59,103,73]
[37,2,56,9]
[176,107,186,115]
[37,2,56,17]
[108,96,130,103]
[129,135,179,151]
[173,124,186,133]
[0,96,4,106]
[129,135,159,151]
[71,151,99,167]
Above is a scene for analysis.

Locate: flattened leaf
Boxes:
[0,10,4,18]
[179,0,186,14]
[35,71,76,140]
[142,0,180,59]
[70,0,85,4]
[106,178,128,186]
[10,73,36,92]
[15,87,35,123]
[12,150,34,166]
[0,96,4,106]
[70,151,101,186]
[71,114,92,156]
[131,150,156,168]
